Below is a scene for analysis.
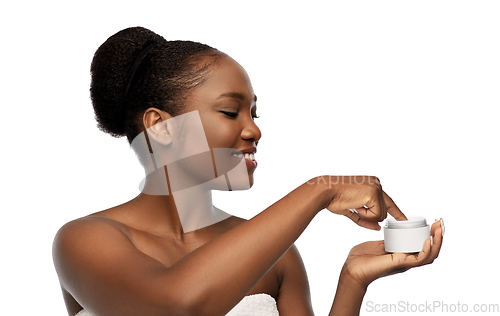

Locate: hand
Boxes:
[324,176,407,230]
[341,219,444,288]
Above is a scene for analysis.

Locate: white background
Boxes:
[2,1,499,315]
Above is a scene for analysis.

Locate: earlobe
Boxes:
[143,108,173,146]
[149,121,172,146]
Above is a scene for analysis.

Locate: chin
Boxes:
[244,169,255,187]
[223,172,254,191]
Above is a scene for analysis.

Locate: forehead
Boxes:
[189,56,255,105]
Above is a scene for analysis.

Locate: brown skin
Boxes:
[53,57,443,316]
[330,220,443,316]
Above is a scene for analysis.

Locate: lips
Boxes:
[237,147,257,154]
[231,147,257,168]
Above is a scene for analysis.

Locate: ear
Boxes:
[143,107,173,146]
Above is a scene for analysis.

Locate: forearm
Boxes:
[329,272,367,316]
[166,178,328,314]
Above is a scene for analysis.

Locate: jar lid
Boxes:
[385,216,427,229]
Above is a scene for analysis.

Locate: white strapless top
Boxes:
[75,293,279,316]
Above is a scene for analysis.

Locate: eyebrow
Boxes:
[216,92,258,102]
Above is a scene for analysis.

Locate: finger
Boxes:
[430,220,439,236]
[413,237,433,265]
[367,176,385,219]
[424,226,443,264]
[383,191,407,221]
[361,186,386,222]
[379,187,388,220]
[354,205,381,222]
[392,237,433,268]
[342,209,381,230]
[430,218,444,237]
[429,219,444,259]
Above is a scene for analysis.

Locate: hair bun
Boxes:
[90,27,221,144]
[90,27,166,137]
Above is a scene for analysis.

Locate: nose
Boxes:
[241,117,262,144]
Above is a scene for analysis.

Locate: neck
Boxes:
[172,180,230,233]
[138,166,230,235]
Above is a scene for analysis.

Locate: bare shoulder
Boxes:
[53,215,131,248]
[52,216,134,281]
[52,215,142,315]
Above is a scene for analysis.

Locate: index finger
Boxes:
[383,190,407,221]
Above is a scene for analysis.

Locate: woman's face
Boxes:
[184,56,261,187]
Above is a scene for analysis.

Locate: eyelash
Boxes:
[220,111,260,120]
[221,111,238,118]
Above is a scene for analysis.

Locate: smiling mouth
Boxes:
[232,153,256,162]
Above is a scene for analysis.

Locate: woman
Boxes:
[53,26,444,316]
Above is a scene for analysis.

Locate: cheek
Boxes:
[204,121,239,148]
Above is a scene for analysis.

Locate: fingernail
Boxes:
[440,218,445,237]
[430,236,433,245]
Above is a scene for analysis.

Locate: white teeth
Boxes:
[232,153,256,161]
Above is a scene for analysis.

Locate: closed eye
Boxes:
[220,110,238,118]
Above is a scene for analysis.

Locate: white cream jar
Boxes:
[383,217,430,253]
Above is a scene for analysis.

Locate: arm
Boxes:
[329,273,366,316]
[328,219,444,316]
[53,176,395,316]
[54,178,324,316]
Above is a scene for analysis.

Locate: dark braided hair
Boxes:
[90,27,224,143]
